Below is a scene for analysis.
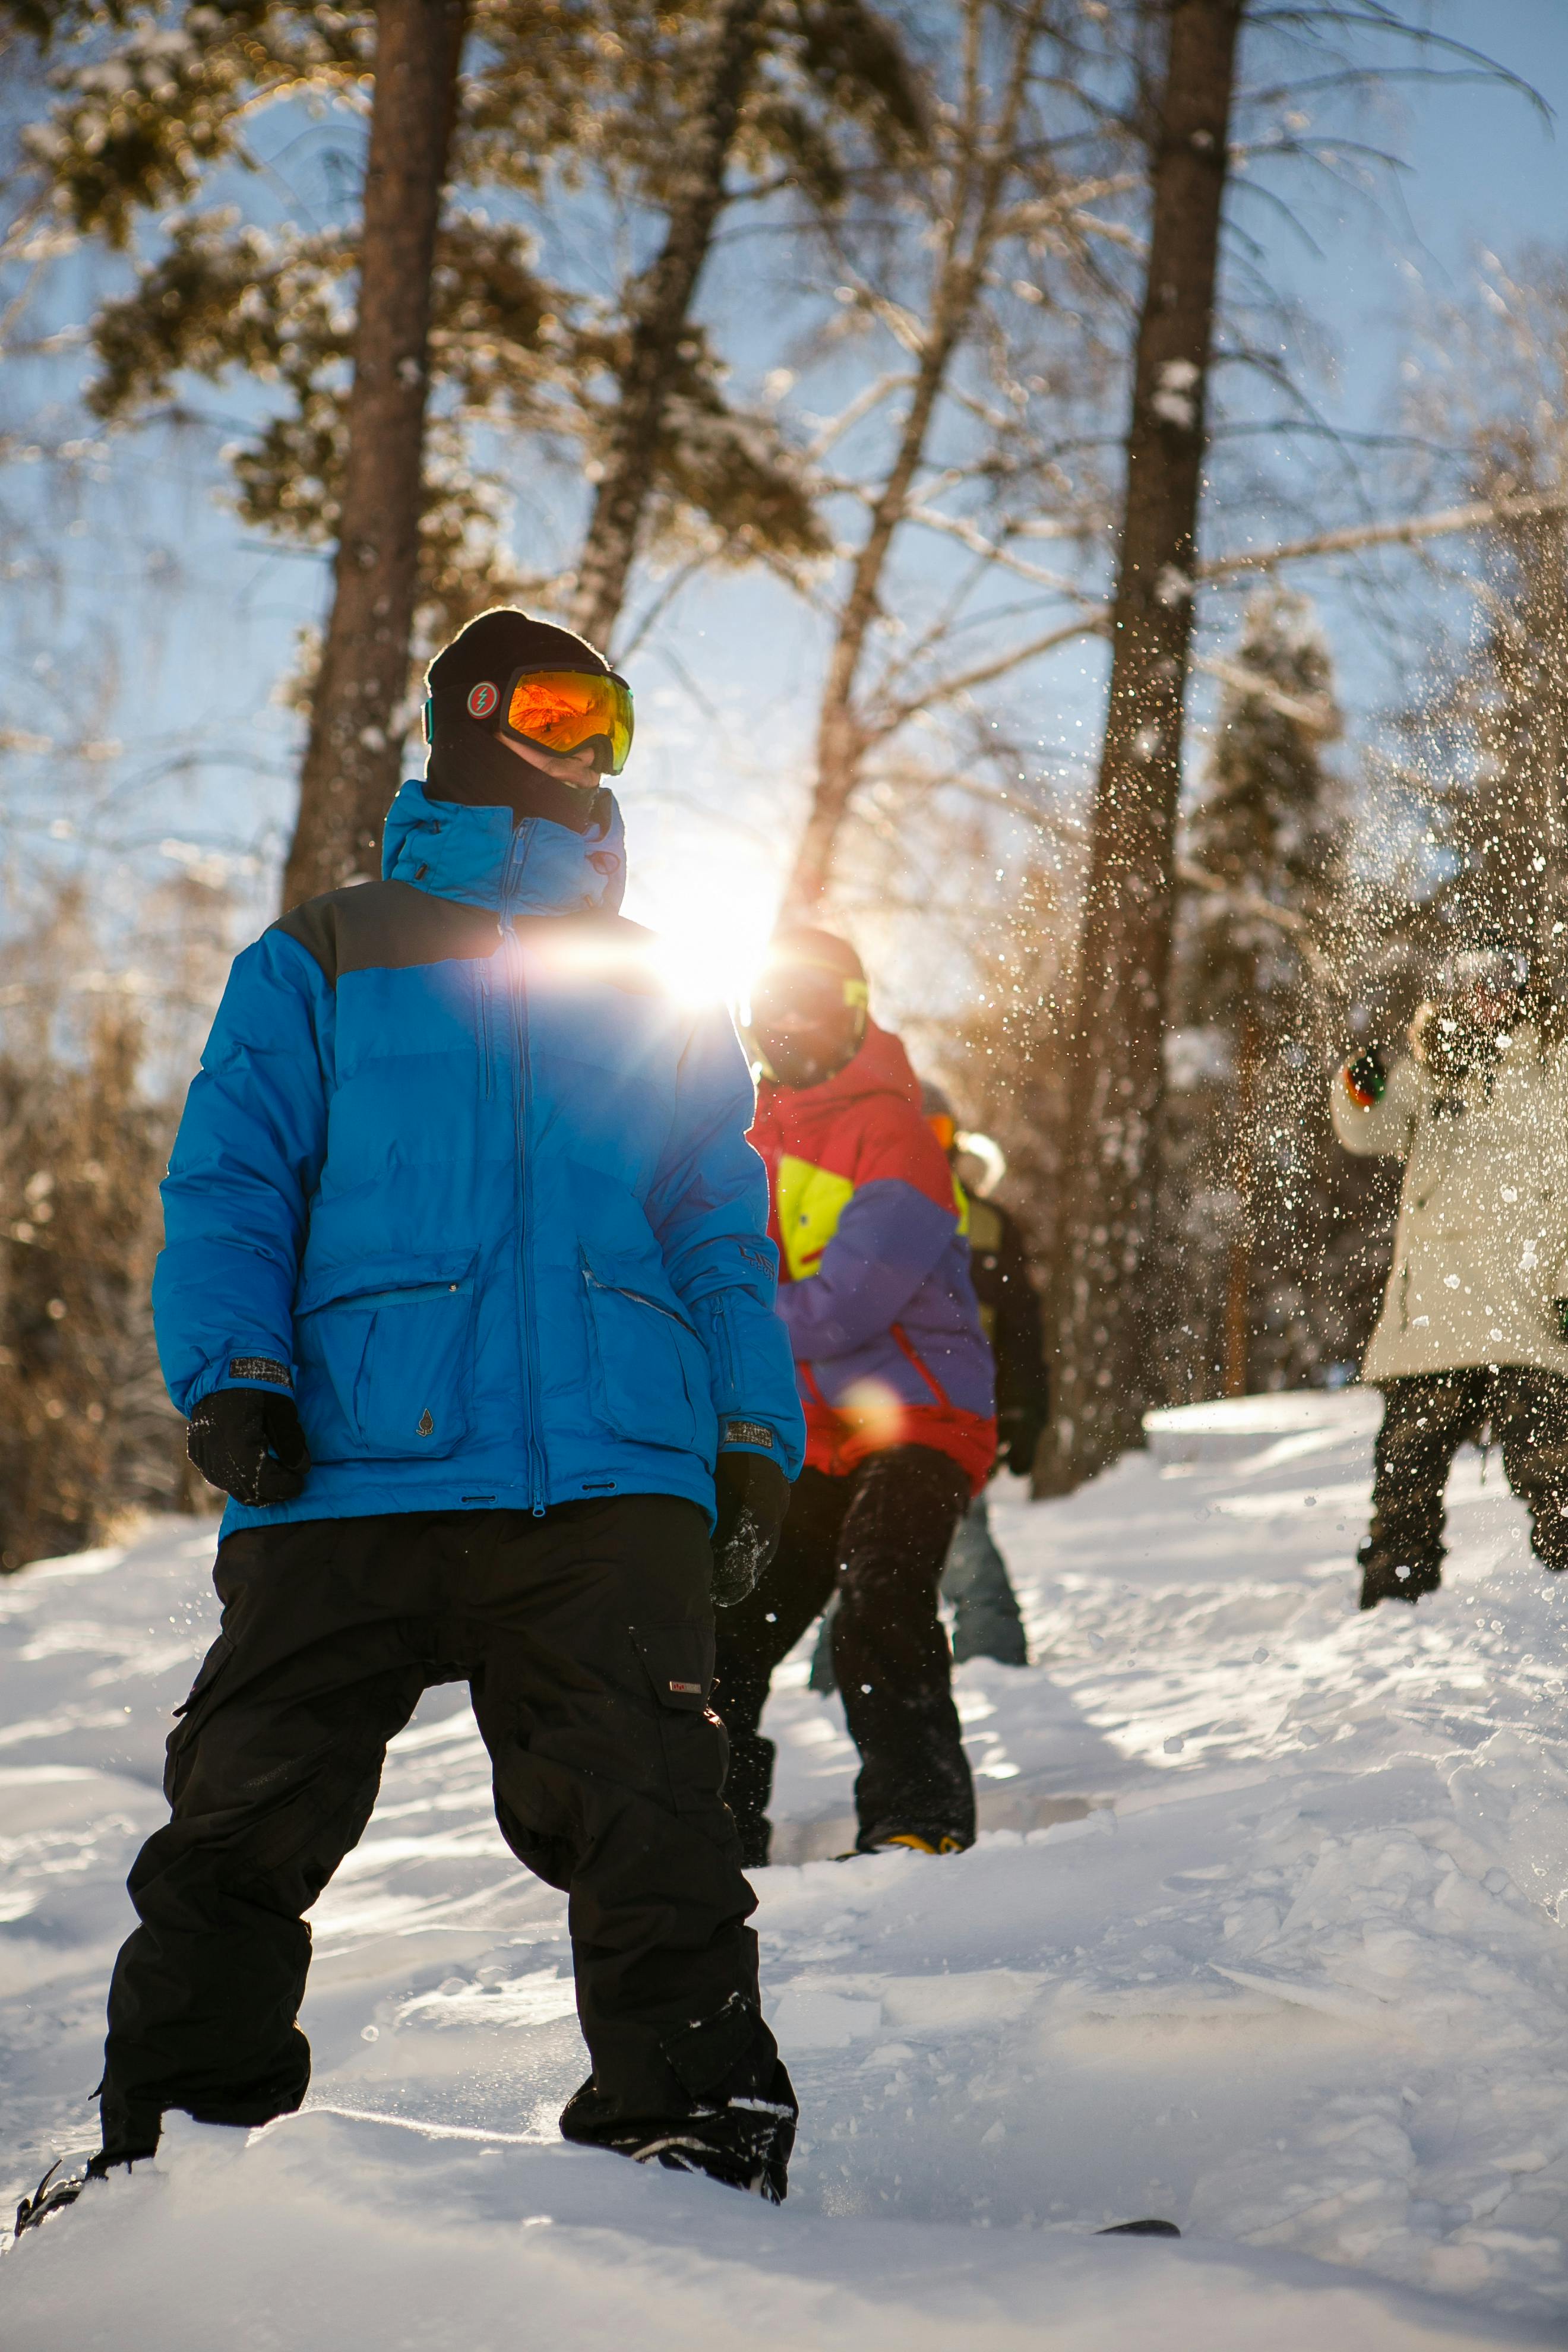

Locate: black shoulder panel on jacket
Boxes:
[270,887,665,994]
[270,881,501,987]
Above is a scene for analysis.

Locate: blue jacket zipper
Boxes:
[500,825,548,1515]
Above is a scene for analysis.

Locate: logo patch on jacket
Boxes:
[228,1357,291,1388]
[723,1420,775,1450]
[668,1679,703,1695]
[417,1410,435,1436]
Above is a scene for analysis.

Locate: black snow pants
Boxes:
[1360,1367,1568,1606]
[713,1445,975,1865]
[99,1499,789,2160]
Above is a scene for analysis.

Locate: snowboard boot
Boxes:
[12,2151,129,2238]
[561,2062,798,2204]
[854,1828,969,1857]
[1357,1542,1441,1611]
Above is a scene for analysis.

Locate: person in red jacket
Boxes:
[714,928,997,1863]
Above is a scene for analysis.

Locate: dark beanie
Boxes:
[424,608,613,829]
[765,927,866,984]
[426,608,610,699]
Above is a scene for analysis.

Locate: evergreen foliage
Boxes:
[1160,589,1390,1398]
[1370,256,1568,1033]
[1416,459,1568,986]
[17,0,931,660]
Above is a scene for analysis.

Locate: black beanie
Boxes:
[426,608,610,700]
[424,608,614,830]
[765,927,867,986]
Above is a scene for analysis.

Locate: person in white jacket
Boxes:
[1332,951,1568,1608]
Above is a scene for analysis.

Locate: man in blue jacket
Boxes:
[48,611,806,2220]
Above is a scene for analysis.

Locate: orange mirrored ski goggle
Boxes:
[500,666,634,775]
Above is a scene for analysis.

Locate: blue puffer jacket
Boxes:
[153,778,805,1537]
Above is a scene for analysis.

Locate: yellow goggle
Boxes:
[501,667,634,776]
[748,968,868,1025]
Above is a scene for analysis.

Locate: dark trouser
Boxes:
[100,1499,789,2161]
[807,1490,1029,1690]
[714,1446,975,1865]
[943,1494,1030,1665]
[1361,1368,1568,1606]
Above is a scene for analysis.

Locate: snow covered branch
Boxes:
[1200,489,1568,584]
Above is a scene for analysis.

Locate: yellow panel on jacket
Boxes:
[775,1153,855,1281]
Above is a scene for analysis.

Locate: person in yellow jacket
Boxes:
[1332,950,1568,1608]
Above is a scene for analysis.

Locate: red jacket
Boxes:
[749,1022,996,1490]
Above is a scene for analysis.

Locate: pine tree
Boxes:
[21,0,911,896]
[1163,587,1348,1398]
[1418,445,1568,983]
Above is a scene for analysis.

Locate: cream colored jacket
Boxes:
[1332,1027,1568,1383]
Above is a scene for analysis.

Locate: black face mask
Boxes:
[750,1011,864,1090]
[425,697,604,834]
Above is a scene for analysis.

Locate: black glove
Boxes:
[710,1448,790,1608]
[187,1388,311,1507]
[998,1405,1044,1481]
[1343,1047,1387,1105]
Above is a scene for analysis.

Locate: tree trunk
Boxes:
[281,0,466,914]
[570,0,768,655]
[1044,0,1243,1485]
[1222,1006,1257,1396]
[783,694,869,919]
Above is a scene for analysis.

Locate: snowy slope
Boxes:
[6,1393,1568,2348]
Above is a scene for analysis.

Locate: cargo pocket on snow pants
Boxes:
[630,1624,728,1816]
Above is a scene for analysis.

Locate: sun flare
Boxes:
[630,861,776,1014]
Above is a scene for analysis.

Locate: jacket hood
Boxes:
[755,1019,920,1122]
[381,776,627,916]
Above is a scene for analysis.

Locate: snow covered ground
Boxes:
[7,1389,1568,2347]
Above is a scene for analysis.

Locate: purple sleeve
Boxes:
[776,1177,956,1359]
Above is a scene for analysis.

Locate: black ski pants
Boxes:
[1362,1367,1568,1602]
[713,1445,975,1864]
[100,1499,785,2160]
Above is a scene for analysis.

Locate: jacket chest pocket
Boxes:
[295,1250,478,1460]
[581,1253,712,1455]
